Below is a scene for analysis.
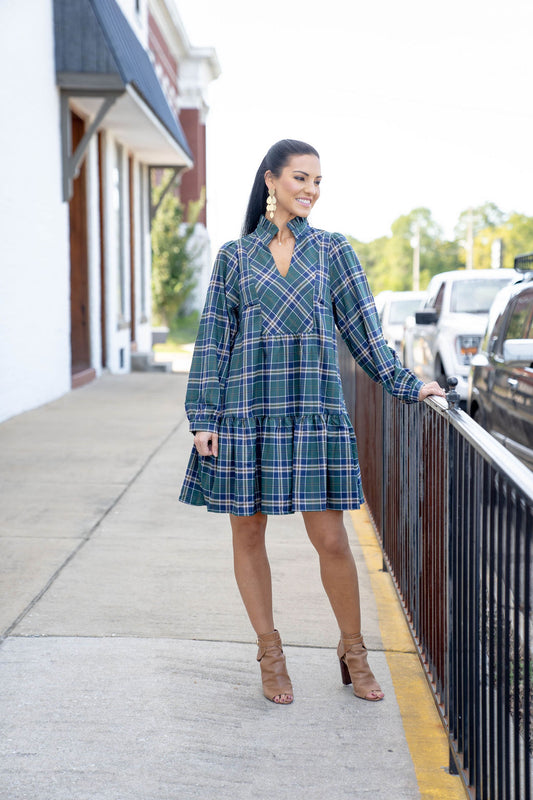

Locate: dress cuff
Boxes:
[408,378,424,403]
[188,412,220,434]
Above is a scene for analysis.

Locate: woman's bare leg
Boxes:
[302,509,383,700]
[230,512,273,633]
[301,509,361,633]
[230,511,292,703]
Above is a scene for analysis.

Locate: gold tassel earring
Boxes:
[266,189,277,219]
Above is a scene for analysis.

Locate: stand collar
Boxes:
[254,214,309,243]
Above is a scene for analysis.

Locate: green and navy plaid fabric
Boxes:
[180,215,423,515]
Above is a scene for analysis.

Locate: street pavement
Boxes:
[0,372,423,800]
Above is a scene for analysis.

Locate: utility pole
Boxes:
[491,238,503,269]
[412,222,420,291]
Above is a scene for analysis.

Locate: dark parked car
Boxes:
[468,254,533,469]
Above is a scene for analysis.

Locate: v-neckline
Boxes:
[253,215,309,279]
[268,240,297,279]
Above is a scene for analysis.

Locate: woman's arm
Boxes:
[185,244,239,433]
[329,233,426,403]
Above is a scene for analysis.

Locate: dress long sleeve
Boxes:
[185,245,239,433]
[329,233,423,403]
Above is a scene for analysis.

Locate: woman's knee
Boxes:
[230,512,267,552]
[303,512,350,558]
[316,531,351,558]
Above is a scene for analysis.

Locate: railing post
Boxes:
[449,748,459,775]
[446,376,461,411]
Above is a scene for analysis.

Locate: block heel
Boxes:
[338,633,384,702]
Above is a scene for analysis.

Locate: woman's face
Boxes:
[266,154,322,219]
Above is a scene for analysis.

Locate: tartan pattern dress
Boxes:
[179,215,423,516]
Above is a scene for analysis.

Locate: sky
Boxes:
[175,0,533,254]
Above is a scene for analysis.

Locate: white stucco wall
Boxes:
[0,0,71,422]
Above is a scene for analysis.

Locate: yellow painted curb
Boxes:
[350,508,467,800]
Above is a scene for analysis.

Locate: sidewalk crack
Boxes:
[0,412,189,645]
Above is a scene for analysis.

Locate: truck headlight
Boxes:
[457,335,481,365]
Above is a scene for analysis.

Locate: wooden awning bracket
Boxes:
[61,90,121,201]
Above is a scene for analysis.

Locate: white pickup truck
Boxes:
[402,269,516,401]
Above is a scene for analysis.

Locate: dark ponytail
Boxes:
[241,139,320,236]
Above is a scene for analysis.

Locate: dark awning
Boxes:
[53,0,193,189]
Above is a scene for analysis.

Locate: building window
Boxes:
[135,0,141,13]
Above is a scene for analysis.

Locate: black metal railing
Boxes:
[341,355,533,800]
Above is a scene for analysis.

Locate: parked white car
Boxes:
[374,290,426,361]
[402,269,516,401]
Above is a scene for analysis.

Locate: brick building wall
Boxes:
[179,108,207,225]
[148,10,207,224]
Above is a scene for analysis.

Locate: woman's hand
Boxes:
[418,381,447,401]
[194,431,219,457]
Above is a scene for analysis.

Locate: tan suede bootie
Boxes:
[338,633,384,701]
[256,630,293,704]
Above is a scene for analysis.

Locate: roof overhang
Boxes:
[69,85,193,167]
[53,0,193,200]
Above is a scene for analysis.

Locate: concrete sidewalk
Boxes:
[0,373,458,799]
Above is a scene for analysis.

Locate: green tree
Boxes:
[454,203,505,266]
[474,212,533,269]
[454,202,505,241]
[346,203,533,296]
[350,208,459,294]
[347,235,389,294]
[422,238,460,285]
[151,176,203,325]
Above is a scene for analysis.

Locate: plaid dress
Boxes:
[179,215,423,516]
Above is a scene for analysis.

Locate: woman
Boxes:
[180,139,444,705]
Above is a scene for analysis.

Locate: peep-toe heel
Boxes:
[256,629,293,704]
[338,633,384,702]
